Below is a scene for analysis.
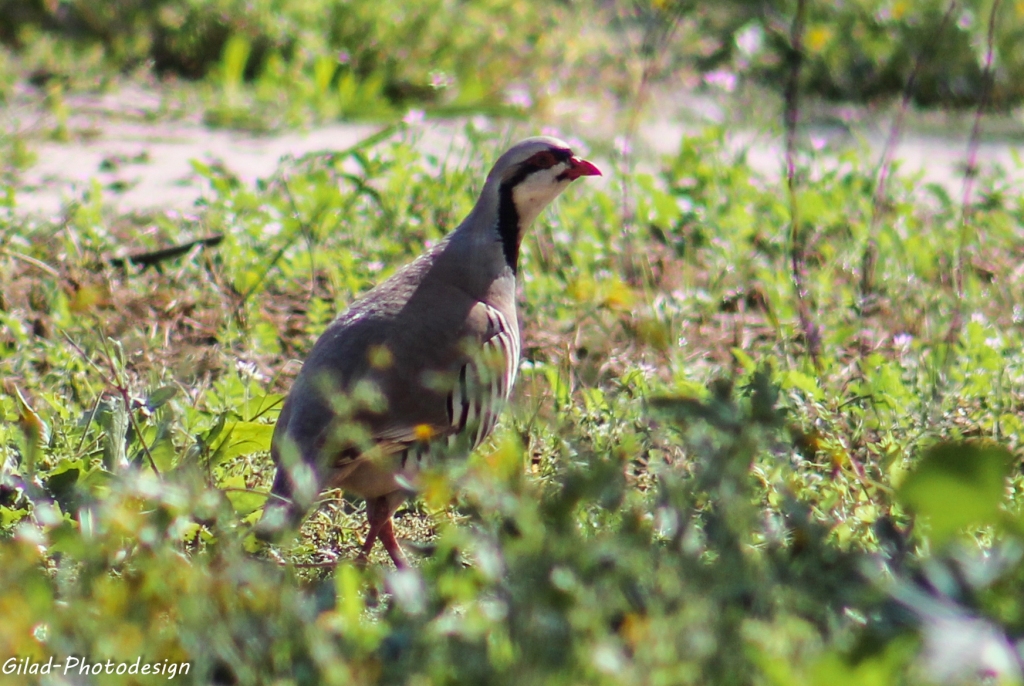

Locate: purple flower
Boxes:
[703,70,737,92]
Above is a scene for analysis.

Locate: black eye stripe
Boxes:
[527,148,572,170]
[501,148,574,190]
[550,148,572,164]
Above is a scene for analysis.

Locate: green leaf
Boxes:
[898,441,1015,545]
[148,432,177,473]
[731,348,757,373]
[221,474,265,515]
[778,370,823,401]
[205,413,227,444]
[45,460,82,513]
[0,506,29,527]
[146,386,178,412]
[238,394,285,421]
[210,421,275,465]
[220,34,251,92]
[95,396,129,471]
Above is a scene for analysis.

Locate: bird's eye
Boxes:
[531,151,558,169]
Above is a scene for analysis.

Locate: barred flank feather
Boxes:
[447,304,519,451]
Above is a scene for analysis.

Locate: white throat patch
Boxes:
[510,164,572,230]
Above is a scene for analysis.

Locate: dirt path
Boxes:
[8,84,1023,218]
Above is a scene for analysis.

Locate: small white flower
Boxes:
[236,359,267,382]
[33,623,49,643]
[635,362,658,380]
[893,333,913,351]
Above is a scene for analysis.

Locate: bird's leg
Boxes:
[380,489,411,569]
[377,517,408,569]
[356,493,409,568]
[356,496,388,565]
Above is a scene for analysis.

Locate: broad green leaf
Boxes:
[238,394,285,421]
[898,442,1015,545]
[210,421,275,465]
[778,370,823,401]
[147,433,177,473]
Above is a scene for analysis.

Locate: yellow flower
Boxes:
[806,26,832,54]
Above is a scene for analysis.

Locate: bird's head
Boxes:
[487,136,601,228]
[473,136,600,273]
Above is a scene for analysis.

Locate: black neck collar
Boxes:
[497,182,521,274]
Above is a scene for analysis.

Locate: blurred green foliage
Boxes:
[0,0,566,122]
[3,126,1024,683]
[0,0,1021,122]
[683,0,1024,106]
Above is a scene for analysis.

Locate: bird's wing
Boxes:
[274,265,519,485]
[359,299,516,457]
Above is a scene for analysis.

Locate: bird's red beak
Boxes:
[564,156,602,180]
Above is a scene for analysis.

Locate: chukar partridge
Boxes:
[257,136,600,566]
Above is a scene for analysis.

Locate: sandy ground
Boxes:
[7,83,1023,219]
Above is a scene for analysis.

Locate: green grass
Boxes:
[6,0,1024,681]
[2,113,1024,684]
